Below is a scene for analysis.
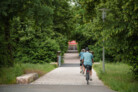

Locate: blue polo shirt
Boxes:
[82,51,93,66]
[79,52,85,60]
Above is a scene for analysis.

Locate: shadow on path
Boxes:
[61,63,80,67]
[0,85,116,92]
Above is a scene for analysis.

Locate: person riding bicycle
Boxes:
[79,49,85,73]
[82,47,94,81]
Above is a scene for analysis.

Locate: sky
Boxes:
[69,0,75,6]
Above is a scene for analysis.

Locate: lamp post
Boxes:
[99,8,109,72]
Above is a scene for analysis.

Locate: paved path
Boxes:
[31,53,104,85]
[0,53,116,92]
[0,85,115,92]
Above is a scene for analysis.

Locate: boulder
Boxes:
[16,73,38,84]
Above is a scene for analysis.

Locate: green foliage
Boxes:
[93,62,138,92]
[15,38,60,63]
[0,0,73,66]
[53,0,74,55]
[88,45,102,62]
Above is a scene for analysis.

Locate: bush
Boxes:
[88,45,102,62]
[15,38,60,64]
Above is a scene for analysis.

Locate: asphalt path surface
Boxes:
[0,85,115,92]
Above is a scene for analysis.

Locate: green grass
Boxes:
[0,63,57,84]
[93,62,138,92]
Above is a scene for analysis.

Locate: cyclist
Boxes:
[82,47,94,81]
[79,49,85,73]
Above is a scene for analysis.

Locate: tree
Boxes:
[71,0,138,79]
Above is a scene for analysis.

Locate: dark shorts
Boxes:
[84,65,92,70]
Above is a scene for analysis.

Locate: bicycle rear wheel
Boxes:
[86,71,89,85]
[86,65,90,85]
[87,79,89,85]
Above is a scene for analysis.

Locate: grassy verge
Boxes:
[0,63,57,84]
[93,62,138,92]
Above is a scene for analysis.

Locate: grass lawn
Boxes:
[0,63,57,84]
[93,62,138,92]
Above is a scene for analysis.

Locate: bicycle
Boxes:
[86,65,91,85]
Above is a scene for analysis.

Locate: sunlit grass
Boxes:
[0,63,57,84]
[93,62,138,92]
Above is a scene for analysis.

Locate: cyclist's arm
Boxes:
[79,52,81,57]
[91,54,94,63]
[82,54,84,62]
[92,59,94,63]
[82,59,84,63]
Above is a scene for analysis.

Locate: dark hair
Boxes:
[85,47,89,51]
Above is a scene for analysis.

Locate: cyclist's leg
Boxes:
[80,60,82,73]
[81,61,84,74]
[83,65,86,75]
[89,66,92,80]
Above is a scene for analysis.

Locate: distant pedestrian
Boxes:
[79,49,85,73]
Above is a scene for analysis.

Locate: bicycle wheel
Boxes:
[87,80,89,85]
[86,69,89,85]
[86,74,89,85]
